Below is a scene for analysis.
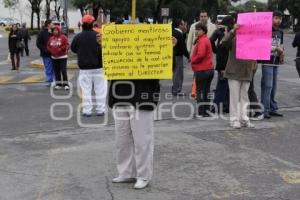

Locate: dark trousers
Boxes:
[195,70,214,116]
[10,52,20,70]
[248,70,262,113]
[213,72,229,113]
[296,58,300,78]
[20,39,29,56]
[172,56,184,95]
[53,58,68,86]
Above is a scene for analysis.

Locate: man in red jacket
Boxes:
[47,26,70,90]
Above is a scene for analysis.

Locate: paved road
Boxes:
[0,31,300,200]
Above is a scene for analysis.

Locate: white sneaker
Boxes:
[230,121,241,129]
[64,85,70,90]
[54,85,62,90]
[112,177,136,183]
[195,114,204,119]
[250,113,264,121]
[241,121,255,128]
[134,179,149,189]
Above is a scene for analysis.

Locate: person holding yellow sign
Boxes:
[106,24,175,190]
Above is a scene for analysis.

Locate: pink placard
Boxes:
[236,12,273,60]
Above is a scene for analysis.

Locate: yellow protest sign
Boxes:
[102,24,173,80]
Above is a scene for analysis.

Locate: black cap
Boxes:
[273,10,283,17]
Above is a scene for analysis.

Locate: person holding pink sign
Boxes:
[222,23,256,129]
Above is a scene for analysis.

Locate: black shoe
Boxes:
[96,112,105,116]
[264,113,271,119]
[269,111,283,117]
[223,109,229,114]
[173,92,186,97]
[82,113,92,117]
[210,108,216,114]
[250,112,264,121]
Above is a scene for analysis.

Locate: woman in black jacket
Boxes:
[8,24,22,70]
[210,16,235,113]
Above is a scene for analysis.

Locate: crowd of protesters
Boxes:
[171,10,292,129]
[5,8,300,190]
[69,9,299,189]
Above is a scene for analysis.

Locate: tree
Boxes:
[3,0,18,8]
[3,0,19,18]
[35,0,43,29]
[27,0,35,29]
[27,0,43,29]
[268,0,300,29]
[234,0,268,12]
[45,0,52,20]
[90,0,104,20]
[70,0,233,24]
[102,0,130,19]
[268,0,300,18]
[287,0,300,20]
[71,0,105,19]
[71,0,86,16]
[54,0,61,20]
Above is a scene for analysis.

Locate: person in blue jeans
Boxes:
[36,20,54,86]
[261,11,284,119]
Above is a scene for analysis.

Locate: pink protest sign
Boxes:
[236,12,273,60]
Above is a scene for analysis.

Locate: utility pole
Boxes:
[63,0,69,35]
[132,0,136,22]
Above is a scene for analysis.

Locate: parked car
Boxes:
[0,17,21,27]
[0,17,7,26]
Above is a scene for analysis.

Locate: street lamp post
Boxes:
[63,0,69,35]
[132,0,136,22]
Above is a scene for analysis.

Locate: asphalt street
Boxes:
[0,29,300,200]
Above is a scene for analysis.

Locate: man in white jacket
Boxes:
[187,10,217,53]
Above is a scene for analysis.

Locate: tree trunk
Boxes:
[36,9,41,30]
[45,0,51,20]
[153,1,161,23]
[30,10,34,30]
[79,7,84,17]
[54,0,61,20]
[92,3,101,20]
